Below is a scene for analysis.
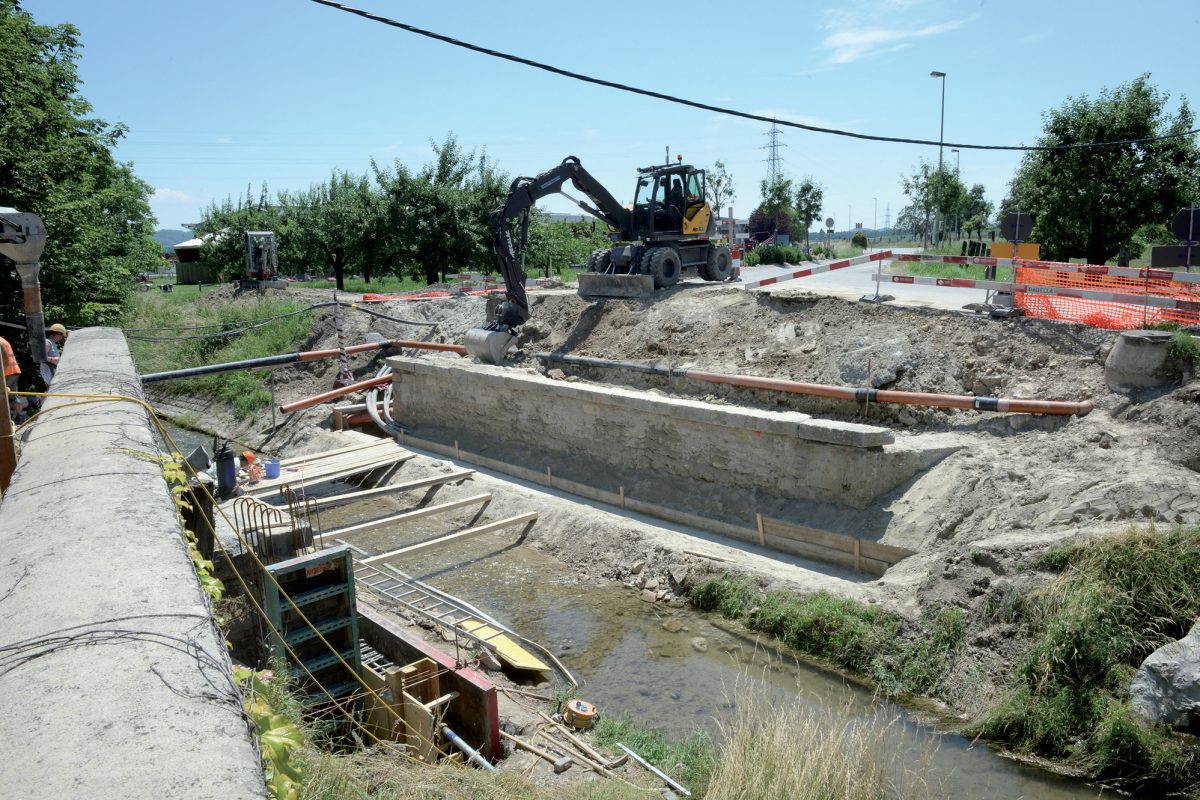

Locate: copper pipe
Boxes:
[532,353,1093,417]
[279,374,392,414]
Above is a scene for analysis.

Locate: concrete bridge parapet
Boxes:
[0,327,265,798]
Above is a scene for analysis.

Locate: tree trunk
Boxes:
[424,262,439,286]
[362,259,371,284]
[333,263,345,292]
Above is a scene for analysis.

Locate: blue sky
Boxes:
[26,0,1200,232]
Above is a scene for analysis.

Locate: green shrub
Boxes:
[976,526,1200,789]
[851,231,869,249]
[744,244,806,265]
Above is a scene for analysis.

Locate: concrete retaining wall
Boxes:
[388,357,950,509]
[0,328,265,798]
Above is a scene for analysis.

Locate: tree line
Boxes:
[194,138,613,290]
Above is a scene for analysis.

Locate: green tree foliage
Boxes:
[704,159,735,219]
[281,170,376,290]
[749,176,794,241]
[194,185,299,281]
[793,177,824,250]
[524,213,610,278]
[959,184,993,238]
[0,0,159,340]
[1004,75,1200,264]
[372,135,507,285]
[898,162,967,245]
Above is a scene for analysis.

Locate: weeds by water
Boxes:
[974,525,1200,792]
[592,715,716,794]
[705,684,942,800]
[689,527,1200,793]
[688,580,965,699]
[122,289,312,417]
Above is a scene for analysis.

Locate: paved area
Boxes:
[736,248,996,312]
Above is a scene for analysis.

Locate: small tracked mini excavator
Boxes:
[463,155,736,364]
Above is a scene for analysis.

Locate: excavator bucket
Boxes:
[464,327,517,365]
[577,272,655,299]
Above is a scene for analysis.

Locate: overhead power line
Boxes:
[309,0,1199,153]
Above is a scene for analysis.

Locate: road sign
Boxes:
[825,217,835,230]
[1000,211,1033,242]
[1171,206,1199,244]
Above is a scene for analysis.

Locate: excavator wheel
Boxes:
[648,247,681,289]
[586,248,612,274]
[702,244,734,281]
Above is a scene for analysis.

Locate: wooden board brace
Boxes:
[361,512,539,564]
[315,493,492,544]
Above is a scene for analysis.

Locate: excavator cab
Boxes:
[632,165,710,240]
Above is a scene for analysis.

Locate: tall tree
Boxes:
[1004,75,1200,264]
[0,0,159,339]
[793,177,824,251]
[705,160,736,220]
[194,184,297,280]
[899,162,966,246]
[372,135,508,285]
[283,170,375,290]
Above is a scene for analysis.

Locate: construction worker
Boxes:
[41,323,66,384]
[2,334,22,421]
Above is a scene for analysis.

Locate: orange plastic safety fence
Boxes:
[1015,265,1200,330]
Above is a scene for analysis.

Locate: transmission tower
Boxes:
[761,122,787,184]
[884,203,891,231]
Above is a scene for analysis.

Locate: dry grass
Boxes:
[704,684,942,800]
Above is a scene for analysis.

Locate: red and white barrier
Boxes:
[743,250,892,289]
[892,253,1200,286]
[874,274,1200,311]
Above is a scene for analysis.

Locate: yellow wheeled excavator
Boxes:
[464,155,736,364]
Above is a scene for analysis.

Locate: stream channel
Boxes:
[157,423,1106,798]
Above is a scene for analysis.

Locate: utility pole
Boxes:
[761,123,786,185]
[931,70,947,248]
[873,197,878,243]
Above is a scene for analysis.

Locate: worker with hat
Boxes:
[41,323,67,385]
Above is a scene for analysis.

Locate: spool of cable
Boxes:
[561,698,597,730]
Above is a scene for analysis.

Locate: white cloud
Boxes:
[822,19,965,64]
[152,187,191,203]
[216,136,233,144]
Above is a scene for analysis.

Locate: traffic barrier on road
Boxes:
[743,250,892,289]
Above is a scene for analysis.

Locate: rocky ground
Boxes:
[149,279,1200,725]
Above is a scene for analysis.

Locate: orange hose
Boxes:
[279,375,392,414]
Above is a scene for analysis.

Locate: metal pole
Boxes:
[873,197,878,245]
[931,71,946,249]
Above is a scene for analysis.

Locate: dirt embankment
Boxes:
[150,282,1200,721]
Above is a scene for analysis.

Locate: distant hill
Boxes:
[152,229,192,254]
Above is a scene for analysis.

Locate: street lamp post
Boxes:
[873,197,878,244]
[951,148,960,237]
[931,70,946,249]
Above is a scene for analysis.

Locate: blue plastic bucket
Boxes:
[264,458,281,479]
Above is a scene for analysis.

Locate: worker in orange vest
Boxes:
[1,335,22,422]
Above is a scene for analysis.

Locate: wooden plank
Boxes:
[402,690,437,762]
[761,517,857,555]
[242,452,415,497]
[756,512,766,547]
[361,663,393,739]
[860,540,916,564]
[763,533,859,572]
[307,469,474,510]
[361,512,538,564]
[315,493,492,544]
[384,666,407,740]
[281,439,398,467]
[400,657,439,705]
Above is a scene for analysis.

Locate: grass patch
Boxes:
[973,525,1200,792]
[890,261,1015,282]
[122,289,313,417]
[592,715,716,794]
[706,681,940,800]
[688,577,966,699]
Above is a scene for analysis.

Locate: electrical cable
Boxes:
[122,301,436,340]
[307,0,1200,153]
[120,302,338,332]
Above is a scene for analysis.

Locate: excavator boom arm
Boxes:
[489,157,631,329]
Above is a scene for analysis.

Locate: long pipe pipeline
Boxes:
[532,352,1093,417]
[141,339,466,384]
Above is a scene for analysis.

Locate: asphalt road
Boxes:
[733,247,997,312]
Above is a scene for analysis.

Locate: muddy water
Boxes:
[316,500,1106,800]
